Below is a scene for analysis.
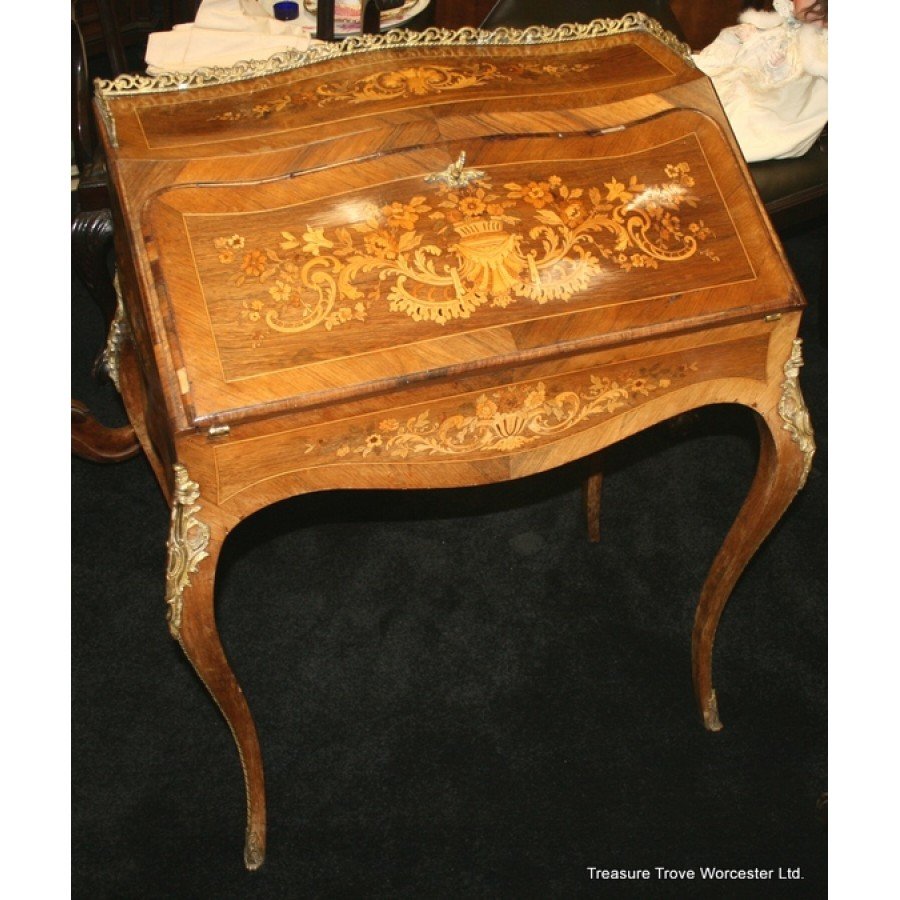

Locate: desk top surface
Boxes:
[97,18,695,160]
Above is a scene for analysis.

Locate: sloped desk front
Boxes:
[95,17,815,869]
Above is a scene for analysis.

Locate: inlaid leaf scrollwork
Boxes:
[315,61,512,104]
[331,363,700,461]
[214,162,718,336]
[208,60,595,121]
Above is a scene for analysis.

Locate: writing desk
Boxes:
[94,15,814,869]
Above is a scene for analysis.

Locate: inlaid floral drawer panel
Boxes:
[210,331,772,506]
[143,109,796,426]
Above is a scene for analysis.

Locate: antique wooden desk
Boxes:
[94,16,815,869]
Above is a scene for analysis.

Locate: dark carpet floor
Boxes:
[72,223,827,898]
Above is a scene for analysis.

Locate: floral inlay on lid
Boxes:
[212,161,718,338]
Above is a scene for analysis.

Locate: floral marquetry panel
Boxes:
[208,330,773,506]
[144,109,795,426]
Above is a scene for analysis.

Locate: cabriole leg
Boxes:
[165,463,267,870]
[71,398,140,463]
[692,340,815,731]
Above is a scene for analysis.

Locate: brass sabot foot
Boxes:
[702,689,724,732]
[244,829,265,870]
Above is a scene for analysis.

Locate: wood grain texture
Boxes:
[95,20,813,869]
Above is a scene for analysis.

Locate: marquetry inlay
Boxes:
[213,161,717,336]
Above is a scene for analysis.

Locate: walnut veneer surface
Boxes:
[95,16,815,869]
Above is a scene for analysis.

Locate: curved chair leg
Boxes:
[71,398,140,463]
[692,344,814,731]
[583,471,603,543]
[72,208,116,324]
[165,464,267,870]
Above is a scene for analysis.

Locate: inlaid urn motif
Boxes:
[214,161,719,335]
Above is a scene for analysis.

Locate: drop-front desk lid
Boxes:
[102,20,802,429]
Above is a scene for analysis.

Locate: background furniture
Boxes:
[71,6,146,462]
[75,0,202,73]
[315,0,436,41]
[72,1,204,462]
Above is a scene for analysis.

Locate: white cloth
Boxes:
[692,0,827,162]
[145,1,319,74]
[145,0,429,74]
